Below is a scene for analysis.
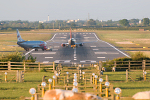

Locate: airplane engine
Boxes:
[79,43,83,46]
[61,44,66,47]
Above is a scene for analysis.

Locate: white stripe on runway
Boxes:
[93,49,99,50]
[90,46,96,47]
[45,57,53,58]
[43,61,49,63]
[32,52,56,54]
[95,52,107,54]
[97,57,105,58]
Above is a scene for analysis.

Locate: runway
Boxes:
[24,32,130,64]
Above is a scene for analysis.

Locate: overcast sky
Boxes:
[0,0,150,21]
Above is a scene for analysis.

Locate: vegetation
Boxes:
[0,18,150,31]
[0,71,150,99]
[119,19,129,27]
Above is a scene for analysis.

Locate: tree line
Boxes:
[0,18,150,31]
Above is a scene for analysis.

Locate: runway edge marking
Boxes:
[93,33,131,58]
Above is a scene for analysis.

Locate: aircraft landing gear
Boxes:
[25,48,29,51]
[35,49,38,51]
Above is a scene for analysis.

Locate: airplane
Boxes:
[16,29,51,51]
[60,28,97,48]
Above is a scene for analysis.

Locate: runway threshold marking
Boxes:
[32,52,56,54]
[97,57,105,58]
[95,52,107,54]
[93,49,99,50]
[45,57,53,58]
[43,61,49,63]
[90,46,96,47]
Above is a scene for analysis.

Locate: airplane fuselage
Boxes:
[17,41,47,51]
[68,38,76,47]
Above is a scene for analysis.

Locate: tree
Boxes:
[38,24,44,29]
[87,19,96,26]
[70,22,76,27]
[119,19,129,27]
[143,18,149,26]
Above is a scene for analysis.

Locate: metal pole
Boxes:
[42,88,45,97]
[106,87,108,97]
[53,79,55,89]
[49,83,51,90]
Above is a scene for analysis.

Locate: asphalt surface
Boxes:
[24,32,130,64]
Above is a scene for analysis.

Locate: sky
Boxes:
[0,0,150,21]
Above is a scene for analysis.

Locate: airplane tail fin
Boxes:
[16,29,24,42]
[70,27,72,38]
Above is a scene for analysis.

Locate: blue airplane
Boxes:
[17,29,50,51]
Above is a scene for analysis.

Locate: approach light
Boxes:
[99,78,103,82]
[82,72,85,74]
[29,88,36,95]
[114,88,121,94]
[48,78,52,83]
[74,75,77,79]
[4,72,7,75]
[73,78,77,82]
[72,88,78,93]
[66,72,69,74]
[144,71,147,75]
[95,75,98,79]
[53,75,56,79]
[105,82,110,87]
[92,73,95,76]
[74,73,77,76]
[73,82,78,86]
[41,82,46,87]
[56,73,59,76]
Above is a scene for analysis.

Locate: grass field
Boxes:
[0,71,150,99]
[95,30,150,57]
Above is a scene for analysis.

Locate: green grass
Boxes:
[0,70,150,99]
[0,71,54,100]
[95,30,150,57]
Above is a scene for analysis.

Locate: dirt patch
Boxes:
[116,41,134,44]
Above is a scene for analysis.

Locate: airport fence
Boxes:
[1,60,150,72]
[0,61,54,72]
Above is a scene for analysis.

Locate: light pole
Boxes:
[144,71,147,81]
[105,82,110,97]
[53,75,56,89]
[82,72,85,79]
[48,78,52,90]
[95,75,98,89]
[114,87,121,100]
[29,88,36,100]
[92,73,95,84]
[5,72,7,82]
[41,82,46,97]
